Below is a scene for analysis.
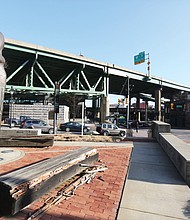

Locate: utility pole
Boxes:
[53,81,60,134]
[147,53,151,78]
[9,86,14,128]
[81,102,84,136]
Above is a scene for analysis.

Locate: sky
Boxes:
[1,0,190,103]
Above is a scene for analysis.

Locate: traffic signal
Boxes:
[126,98,129,104]
[55,81,60,94]
[118,98,125,106]
[170,103,174,110]
[54,81,60,113]
[118,98,121,105]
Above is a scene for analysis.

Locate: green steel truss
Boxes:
[4,40,109,98]
[3,39,190,101]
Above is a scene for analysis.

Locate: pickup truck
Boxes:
[96,123,126,137]
[4,116,31,126]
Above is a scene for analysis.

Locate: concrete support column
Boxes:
[136,97,141,121]
[155,89,162,121]
[92,98,99,121]
[100,96,109,123]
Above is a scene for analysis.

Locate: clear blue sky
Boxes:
[1,0,190,103]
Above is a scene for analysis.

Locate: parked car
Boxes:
[59,122,91,133]
[96,123,126,137]
[138,121,151,128]
[117,119,135,128]
[20,119,54,134]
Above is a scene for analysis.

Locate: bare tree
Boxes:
[60,94,84,121]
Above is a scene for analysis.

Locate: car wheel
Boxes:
[83,128,88,133]
[66,127,70,132]
[120,131,126,137]
[48,128,54,134]
[103,131,109,136]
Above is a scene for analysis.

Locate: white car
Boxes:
[96,123,126,137]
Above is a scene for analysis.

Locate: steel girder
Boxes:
[4,41,109,98]
[4,39,190,101]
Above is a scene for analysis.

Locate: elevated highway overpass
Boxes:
[3,38,190,121]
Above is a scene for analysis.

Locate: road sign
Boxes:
[134,51,145,65]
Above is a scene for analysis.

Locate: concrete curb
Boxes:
[0,148,25,165]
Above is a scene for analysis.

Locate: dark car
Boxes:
[59,122,90,133]
[20,119,54,134]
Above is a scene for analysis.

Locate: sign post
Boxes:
[127,77,130,129]
[134,51,151,78]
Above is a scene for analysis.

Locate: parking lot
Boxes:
[0,122,96,135]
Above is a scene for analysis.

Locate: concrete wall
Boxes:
[152,121,190,186]
[151,120,171,141]
[12,104,69,125]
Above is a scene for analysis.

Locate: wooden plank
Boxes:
[0,135,54,147]
[0,146,98,216]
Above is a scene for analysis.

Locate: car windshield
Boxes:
[113,125,118,129]
[41,121,47,126]
[75,122,80,126]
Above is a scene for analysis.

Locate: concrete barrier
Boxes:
[151,120,171,141]
[159,133,190,186]
[152,121,190,186]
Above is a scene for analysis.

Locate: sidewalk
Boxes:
[117,138,190,219]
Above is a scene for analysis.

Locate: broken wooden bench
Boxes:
[0,146,99,216]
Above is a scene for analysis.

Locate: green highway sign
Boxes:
[134,51,145,65]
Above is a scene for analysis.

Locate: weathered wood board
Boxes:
[0,146,98,216]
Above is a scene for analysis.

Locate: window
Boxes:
[108,124,112,129]
[102,124,106,129]
[32,120,39,124]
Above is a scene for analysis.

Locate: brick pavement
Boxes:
[0,143,132,220]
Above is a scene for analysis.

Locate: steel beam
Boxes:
[6,60,29,83]
[4,38,190,101]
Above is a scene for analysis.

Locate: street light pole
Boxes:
[127,77,130,128]
[9,86,14,128]
[53,81,60,134]
[81,102,84,136]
